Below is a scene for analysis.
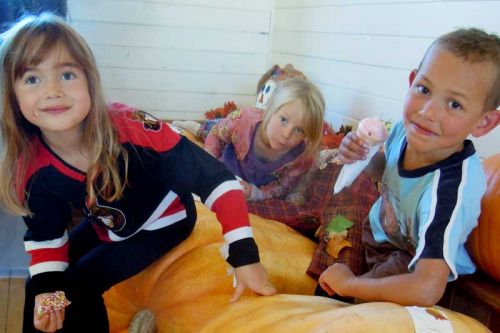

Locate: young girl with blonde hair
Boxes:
[176,78,325,201]
[0,13,275,332]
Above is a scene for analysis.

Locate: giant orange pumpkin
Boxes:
[467,154,500,281]
[104,130,491,332]
[199,295,489,333]
[105,202,490,332]
[104,201,317,332]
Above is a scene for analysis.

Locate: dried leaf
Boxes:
[326,232,352,258]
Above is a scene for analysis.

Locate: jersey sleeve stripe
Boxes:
[204,180,242,209]
[28,243,69,267]
[143,210,187,231]
[223,226,254,244]
[29,261,68,276]
[24,231,68,251]
[107,191,187,241]
[145,191,179,224]
[210,189,251,234]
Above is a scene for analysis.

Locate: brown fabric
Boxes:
[246,167,330,238]
[247,199,320,237]
[306,164,379,279]
[247,163,379,280]
[361,217,413,278]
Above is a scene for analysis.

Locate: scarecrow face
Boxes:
[256,79,277,109]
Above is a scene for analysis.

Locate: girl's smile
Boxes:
[41,105,71,113]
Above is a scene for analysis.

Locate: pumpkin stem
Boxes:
[129,308,157,333]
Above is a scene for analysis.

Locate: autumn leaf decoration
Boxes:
[325,215,354,258]
[204,101,238,120]
[321,122,352,149]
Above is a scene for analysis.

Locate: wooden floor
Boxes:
[0,208,29,333]
[0,272,26,333]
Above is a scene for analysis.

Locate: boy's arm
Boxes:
[364,150,385,182]
[319,259,449,307]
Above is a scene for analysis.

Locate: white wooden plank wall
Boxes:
[67,0,273,120]
[271,0,500,158]
[65,0,499,157]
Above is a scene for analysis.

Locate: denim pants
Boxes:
[23,217,195,332]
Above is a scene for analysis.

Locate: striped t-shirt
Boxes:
[368,121,485,280]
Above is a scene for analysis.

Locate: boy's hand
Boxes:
[34,293,66,332]
[231,262,277,302]
[338,132,370,164]
[318,263,356,297]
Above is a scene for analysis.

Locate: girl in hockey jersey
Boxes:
[0,13,275,332]
[174,78,326,201]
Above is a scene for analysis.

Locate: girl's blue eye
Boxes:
[448,100,463,111]
[61,72,75,80]
[417,85,430,95]
[25,76,39,85]
[265,85,271,93]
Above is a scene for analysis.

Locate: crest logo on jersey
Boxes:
[85,199,126,232]
[129,110,162,131]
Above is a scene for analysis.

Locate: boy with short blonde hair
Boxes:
[319,28,500,307]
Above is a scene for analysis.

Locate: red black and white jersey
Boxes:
[21,103,258,294]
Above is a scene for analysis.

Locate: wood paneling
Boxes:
[0,277,7,332]
[72,21,269,53]
[6,278,24,333]
[64,0,499,157]
[91,45,267,74]
[0,273,26,333]
[272,31,429,70]
[67,0,272,121]
[274,1,499,36]
[270,0,500,158]
[105,90,256,120]
[85,0,271,11]
[69,0,270,32]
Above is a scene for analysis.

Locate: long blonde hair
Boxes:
[263,78,325,156]
[0,13,128,216]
